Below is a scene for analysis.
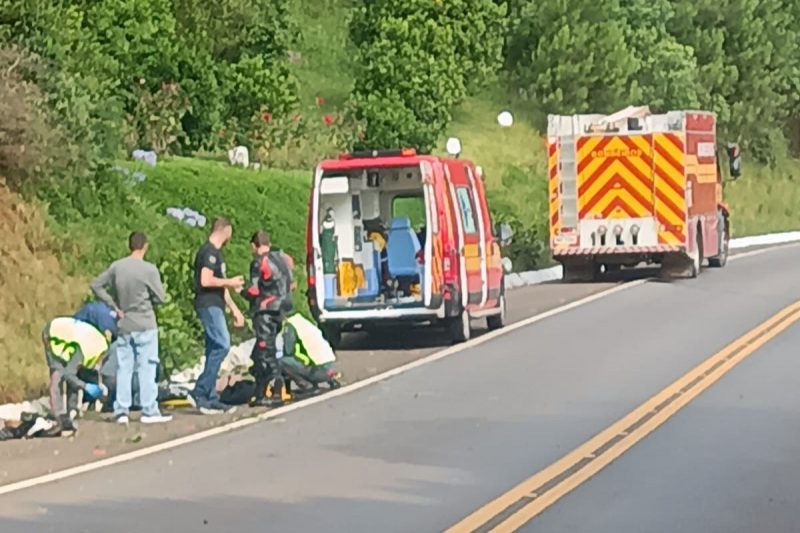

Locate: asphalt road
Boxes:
[1,245,799,532]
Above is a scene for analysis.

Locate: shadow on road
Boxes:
[338,268,659,352]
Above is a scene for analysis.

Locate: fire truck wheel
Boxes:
[448,308,471,343]
[689,227,703,278]
[487,294,506,331]
[708,215,729,268]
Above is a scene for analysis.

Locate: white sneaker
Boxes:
[116,415,130,425]
[198,406,223,415]
[141,414,173,424]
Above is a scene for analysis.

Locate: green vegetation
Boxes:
[1,0,799,403]
[349,0,506,152]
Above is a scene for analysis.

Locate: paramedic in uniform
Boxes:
[242,230,294,407]
[43,305,116,435]
[191,217,245,414]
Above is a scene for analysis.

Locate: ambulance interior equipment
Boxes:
[317,165,428,310]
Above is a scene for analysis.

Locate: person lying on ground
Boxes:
[91,231,172,425]
[43,304,117,436]
[279,313,341,395]
[190,217,245,415]
[241,230,295,408]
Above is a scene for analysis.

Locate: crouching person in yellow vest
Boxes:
[278,314,341,396]
[43,311,114,436]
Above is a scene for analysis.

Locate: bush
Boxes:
[0,47,75,194]
[236,98,364,168]
[127,81,192,154]
[156,249,203,374]
[173,0,300,149]
[488,165,550,271]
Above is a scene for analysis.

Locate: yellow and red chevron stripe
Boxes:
[652,133,687,245]
[547,139,561,237]
[577,135,654,220]
[431,234,443,295]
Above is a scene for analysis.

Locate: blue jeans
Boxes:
[114,329,161,417]
[193,306,230,405]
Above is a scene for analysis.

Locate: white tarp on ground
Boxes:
[2,230,800,421]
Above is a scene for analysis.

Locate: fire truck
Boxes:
[547,106,742,280]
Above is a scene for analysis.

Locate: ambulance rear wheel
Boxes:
[448,309,471,344]
[487,294,506,331]
[321,324,342,349]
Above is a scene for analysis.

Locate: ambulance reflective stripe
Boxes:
[445,165,469,308]
[653,133,687,245]
[548,139,561,238]
[466,166,488,306]
[286,314,336,365]
[422,178,443,305]
[47,317,108,369]
[576,135,654,220]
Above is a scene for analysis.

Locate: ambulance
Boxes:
[306,143,513,347]
[547,106,742,280]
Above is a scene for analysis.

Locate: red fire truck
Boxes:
[547,106,742,280]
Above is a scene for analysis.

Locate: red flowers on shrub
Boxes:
[323,114,335,126]
[262,111,272,122]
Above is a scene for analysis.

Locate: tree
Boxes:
[506,0,638,115]
[620,0,701,111]
[349,0,506,152]
[670,0,798,162]
[172,0,299,149]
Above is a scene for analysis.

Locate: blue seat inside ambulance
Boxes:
[387,216,422,280]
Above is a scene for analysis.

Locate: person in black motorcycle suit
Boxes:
[241,230,295,408]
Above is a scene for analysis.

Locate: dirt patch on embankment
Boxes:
[0,182,84,403]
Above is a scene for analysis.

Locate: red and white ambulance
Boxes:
[305,146,512,347]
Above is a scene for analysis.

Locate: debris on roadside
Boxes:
[0,413,59,441]
[126,434,144,444]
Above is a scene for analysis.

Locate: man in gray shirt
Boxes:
[91,232,172,425]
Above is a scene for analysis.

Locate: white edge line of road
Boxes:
[0,241,797,497]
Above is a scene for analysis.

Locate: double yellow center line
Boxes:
[447,299,800,532]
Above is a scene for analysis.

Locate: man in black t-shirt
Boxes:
[190,217,245,414]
